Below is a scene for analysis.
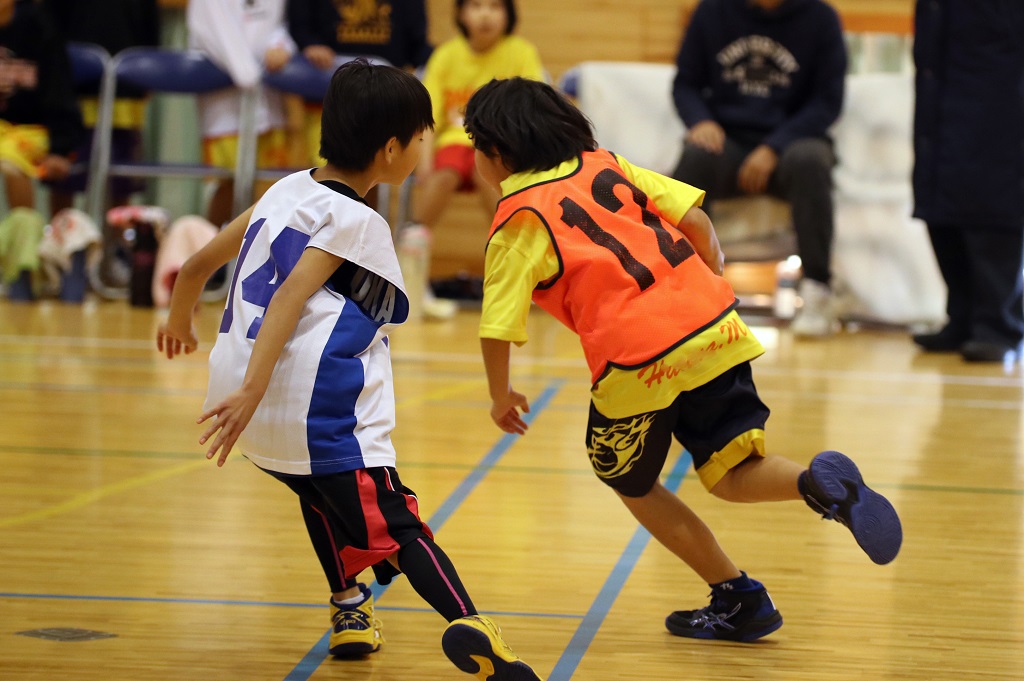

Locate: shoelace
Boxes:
[477,617,517,657]
[373,617,385,643]
[332,611,386,642]
[689,600,741,632]
[805,495,845,524]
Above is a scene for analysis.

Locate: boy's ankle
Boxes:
[710,571,756,593]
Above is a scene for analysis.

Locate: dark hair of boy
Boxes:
[464,77,597,173]
[455,0,517,37]
[319,59,434,170]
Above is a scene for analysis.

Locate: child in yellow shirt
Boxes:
[405,0,544,320]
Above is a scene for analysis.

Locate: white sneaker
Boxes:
[423,290,458,320]
[790,279,837,337]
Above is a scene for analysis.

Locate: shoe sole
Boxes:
[328,641,380,657]
[665,610,783,642]
[809,451,903,565]
[442,621,542,681]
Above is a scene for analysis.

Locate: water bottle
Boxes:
[397,224,430,322]
[129,220,158,308]
[773,255,802,320]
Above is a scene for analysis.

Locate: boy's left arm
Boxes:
[676,206,724,276]
[761,10,846,152]
[615,155,723,275]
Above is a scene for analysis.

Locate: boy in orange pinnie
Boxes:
[464,77,903,641]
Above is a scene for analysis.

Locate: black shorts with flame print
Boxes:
[586,362,769,497]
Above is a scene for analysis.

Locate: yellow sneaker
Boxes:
[328,583,383,656]
[441,615,543,680]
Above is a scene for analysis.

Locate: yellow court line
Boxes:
[2,379,511,530]
[1,383,482,530]
[0,459,209,529]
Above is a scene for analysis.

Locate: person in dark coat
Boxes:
[670,0,847,337]
[911,0,1024,363]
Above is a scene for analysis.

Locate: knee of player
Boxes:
[709,471,743,501]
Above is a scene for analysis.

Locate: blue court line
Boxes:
[547,449,693,681]
[0,592,581,621]
[0,589,585,626]
[0,593,326,609]
[284,380,564,681]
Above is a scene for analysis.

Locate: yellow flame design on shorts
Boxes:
[587,412,656,479]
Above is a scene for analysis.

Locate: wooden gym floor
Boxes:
[0,300,1021,680]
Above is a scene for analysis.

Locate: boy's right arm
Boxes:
[197,245,344,466]
[481,338,530,435]
[478,217,553,435]
[156,206,254,359]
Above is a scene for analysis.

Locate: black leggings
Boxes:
[285,471,478,622]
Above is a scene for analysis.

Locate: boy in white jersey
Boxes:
[156,61,542,681]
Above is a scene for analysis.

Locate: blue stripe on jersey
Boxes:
[306,302,384,474]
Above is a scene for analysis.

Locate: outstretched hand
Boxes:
[197,388,261,467]
[490,388,531,435]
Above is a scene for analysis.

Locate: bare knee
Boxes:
[413,169,460,224]
[1,162,35,209]
[422,168,460,194]
[708,457,759,502]
[709,471,741,501]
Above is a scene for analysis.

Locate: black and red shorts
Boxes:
[267,466,433,585]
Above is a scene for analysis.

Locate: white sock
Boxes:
[333,591,366,607]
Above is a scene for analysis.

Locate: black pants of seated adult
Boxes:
[925,221,1024,347]
[672,136,836,285]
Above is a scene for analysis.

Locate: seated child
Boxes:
[407,0,544,320]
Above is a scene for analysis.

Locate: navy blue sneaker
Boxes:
[804,450,903,565]
[666,579,783,642]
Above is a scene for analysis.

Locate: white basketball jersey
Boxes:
[206,170,410,475]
